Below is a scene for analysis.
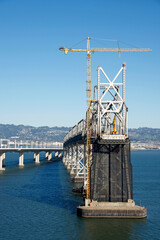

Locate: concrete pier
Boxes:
[66,161,71,170]
[91,139,132,202]
[77,200,147,218]
[0,152,5,170]
[58,152,62,158]
[48,152,52,161]
[19,152,24,167]
[35,152,40,164]
[77,139,146,218]
[45,152,49,159]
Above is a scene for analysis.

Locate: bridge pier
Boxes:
[90,139,132,202]
[35,152,40,164]
[65,148,70,167]
[63,137,146,218]
[67,147,72,171]
[77,139,146,218]
[19,152,24,167]
[70,143,86,183]
[58,152,62,158]
[62,148,68,167]
[45,152,49,159]
[70,145,76,176]
[34,153,36,161]
[48,152,52,161]
[0,152,5,170]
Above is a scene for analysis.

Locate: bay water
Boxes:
[0,151,159,240]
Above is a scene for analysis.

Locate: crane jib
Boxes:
[59,47,152,53]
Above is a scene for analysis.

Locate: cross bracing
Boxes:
[64,63,128,144]
[63,63,128,183]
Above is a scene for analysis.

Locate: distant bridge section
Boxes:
[0,143,63,171]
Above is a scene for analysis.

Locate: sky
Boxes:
[0,0,159,128]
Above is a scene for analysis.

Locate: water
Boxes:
[0,151,159,240]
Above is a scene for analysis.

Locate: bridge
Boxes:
[0,63,147,218]
[62,63,147,218]
[0,141,63,170]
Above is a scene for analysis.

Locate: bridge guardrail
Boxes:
[64,119,86,143]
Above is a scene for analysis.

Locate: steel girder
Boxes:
[63,143,87,180]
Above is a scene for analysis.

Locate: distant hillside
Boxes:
[0,124,159,143]
[0,124,70,142]
[128,127,160,142]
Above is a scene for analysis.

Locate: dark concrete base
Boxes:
[77,201,147,218]
[91,139,133,202]
[70,177,84,183]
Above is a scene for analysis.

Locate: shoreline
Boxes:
[131,148,160,151]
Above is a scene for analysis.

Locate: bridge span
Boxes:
[63,63,147,218]
[0,146,63,171]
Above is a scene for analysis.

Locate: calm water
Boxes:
[0,151,159,240]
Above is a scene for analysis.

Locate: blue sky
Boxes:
[0,0,159,128]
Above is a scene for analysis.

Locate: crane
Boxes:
[110,115,118,135]
[59,37,152,203]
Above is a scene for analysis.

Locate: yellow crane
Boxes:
[59,37,151,202]
[110,115,118,135]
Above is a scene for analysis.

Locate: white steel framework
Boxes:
[91,63,128,140]
[63,63,128,143]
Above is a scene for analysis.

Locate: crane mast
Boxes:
[86,37,91,199]
[59,37,152,203]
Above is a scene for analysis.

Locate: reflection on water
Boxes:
[79,218,147,240]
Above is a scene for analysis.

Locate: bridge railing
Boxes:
[64,101,127,144]
[64,119,86,143]
[0,139,63,149]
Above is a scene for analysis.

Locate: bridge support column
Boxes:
[19,152,24,167]
[58,152,62,158]
[70,144,77,176]
[62,150,66,164]
[62,148,68,167]
[0,152,5,171]
[35,152,40,164]
[70,144,85,183]
[67,147,72,171]
[65,147,70,167]
[90,139,133,202]
[55,151,58,157]
[77,139,147,218]
[48,152,52,161]
[45,152,49,159]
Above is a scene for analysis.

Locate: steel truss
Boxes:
[91,63,128,140]
[63,144,88,182]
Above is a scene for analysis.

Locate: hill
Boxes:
[0,124,159,143]
[129,127,160,142]
[0,124,70,142]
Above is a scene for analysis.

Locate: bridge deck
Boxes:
[0,147,63,152]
